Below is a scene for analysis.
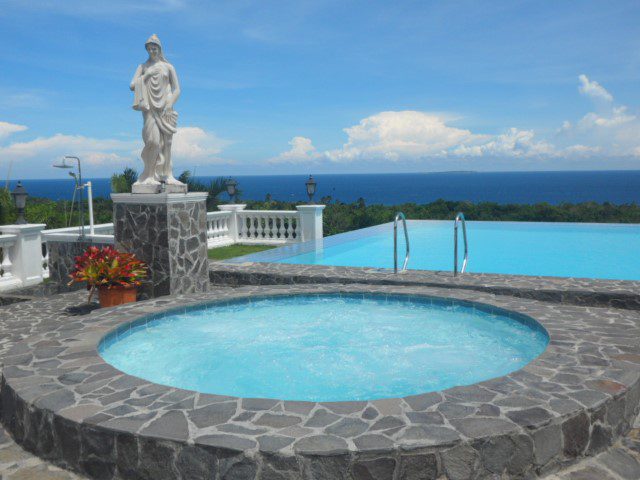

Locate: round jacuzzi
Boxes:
[99,294,548,401]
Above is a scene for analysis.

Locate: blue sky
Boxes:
[1,0,640,179]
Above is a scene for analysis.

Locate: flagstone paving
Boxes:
[0,286,638,479]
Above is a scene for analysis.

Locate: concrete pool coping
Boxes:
[210,261,640,310]
[1,284,639,479]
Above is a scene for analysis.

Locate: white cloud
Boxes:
[577,106,635,129]
[274,112,555,164]
[269,136,322,163]
[0,121,233,174]
[0,121,27,139]
[326,111,482,162]
[561,144,602,156]
[556,76,640,157]
[274,76,640,166]
[578,74,613,102]
[172,127,232,162]
[453,128,555,158]
[0,133,136,161]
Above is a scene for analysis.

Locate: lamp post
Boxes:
[225,178,238,203]
[53,156,85,238]
[11,181,28,224]
[305,175,317,204]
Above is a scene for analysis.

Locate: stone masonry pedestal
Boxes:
[111,192,209,298]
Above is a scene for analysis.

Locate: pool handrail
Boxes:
[394,212,410,273]
[454,212,468,276]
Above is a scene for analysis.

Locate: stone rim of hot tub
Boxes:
[2,284,639,479]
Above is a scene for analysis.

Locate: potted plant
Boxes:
[69,246,148,307]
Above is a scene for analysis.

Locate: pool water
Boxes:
[99,294,548,401]
[230,220,640,281]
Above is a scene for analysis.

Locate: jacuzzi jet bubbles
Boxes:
[99,294,549,402]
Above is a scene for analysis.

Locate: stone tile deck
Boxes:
[209,262,640,310]
[0,283,639,479]
[0,291,88,480]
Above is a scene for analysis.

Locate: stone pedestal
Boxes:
[217,204,246,242]
[296,205,325,242]
[111,193,209,298]
[1,224,46,287]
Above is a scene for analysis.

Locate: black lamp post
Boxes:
[225,178,238,203]
[305,175,317,204]
[11,181,28,225]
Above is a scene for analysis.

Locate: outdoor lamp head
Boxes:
[305,175,317,203]
[225,178,237,197]
[11,181,27,209]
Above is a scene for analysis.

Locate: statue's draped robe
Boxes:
[132,62,178,181]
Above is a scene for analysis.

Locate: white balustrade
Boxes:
[0,205,322,290]
[236,210,300,244]
[0,234,21,291]
[206,211,233,248]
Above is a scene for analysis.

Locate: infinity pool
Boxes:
[229,220,640,281]
[99,294,548,401]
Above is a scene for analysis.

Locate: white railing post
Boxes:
[217,204,246,242]
[1,224,47,287]
[296,205,325,242]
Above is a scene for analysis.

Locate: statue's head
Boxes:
[145,34,165,61]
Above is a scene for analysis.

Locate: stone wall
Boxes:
[47,240,112,292]
[113,195,209,298]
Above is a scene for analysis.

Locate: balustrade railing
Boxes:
[237,210,300,244]
[0,204,322,291]
[206,211,233,248]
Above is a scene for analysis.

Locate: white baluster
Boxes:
[1,245,14,278]
[271,216,277,240]
[285,217,292,240]
[251,215,258,239]
[242,215,250,240]
[274,216,281,240]
[257,214,264,239]
[292,216,299,240]
[42,243,49,278]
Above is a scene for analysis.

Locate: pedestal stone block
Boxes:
[112,193,209,298]
[47,238,113,292]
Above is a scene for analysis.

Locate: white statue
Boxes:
[130,34,186,193]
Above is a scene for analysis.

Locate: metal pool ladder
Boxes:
[454,212,468,276]
[394,212,410,273]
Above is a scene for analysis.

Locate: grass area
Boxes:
[208,244,276,261]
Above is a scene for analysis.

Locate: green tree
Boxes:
[178,170,228,209]
[111,168,139,193]
[0,188,15,225]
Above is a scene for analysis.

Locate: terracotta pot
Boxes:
[98,285,137,308]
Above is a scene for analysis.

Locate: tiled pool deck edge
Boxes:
[210,261,640,310]
[1,284,639,479]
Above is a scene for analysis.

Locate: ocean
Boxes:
[7,170,640,205]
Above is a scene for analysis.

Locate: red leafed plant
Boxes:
[68,246,148,302]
